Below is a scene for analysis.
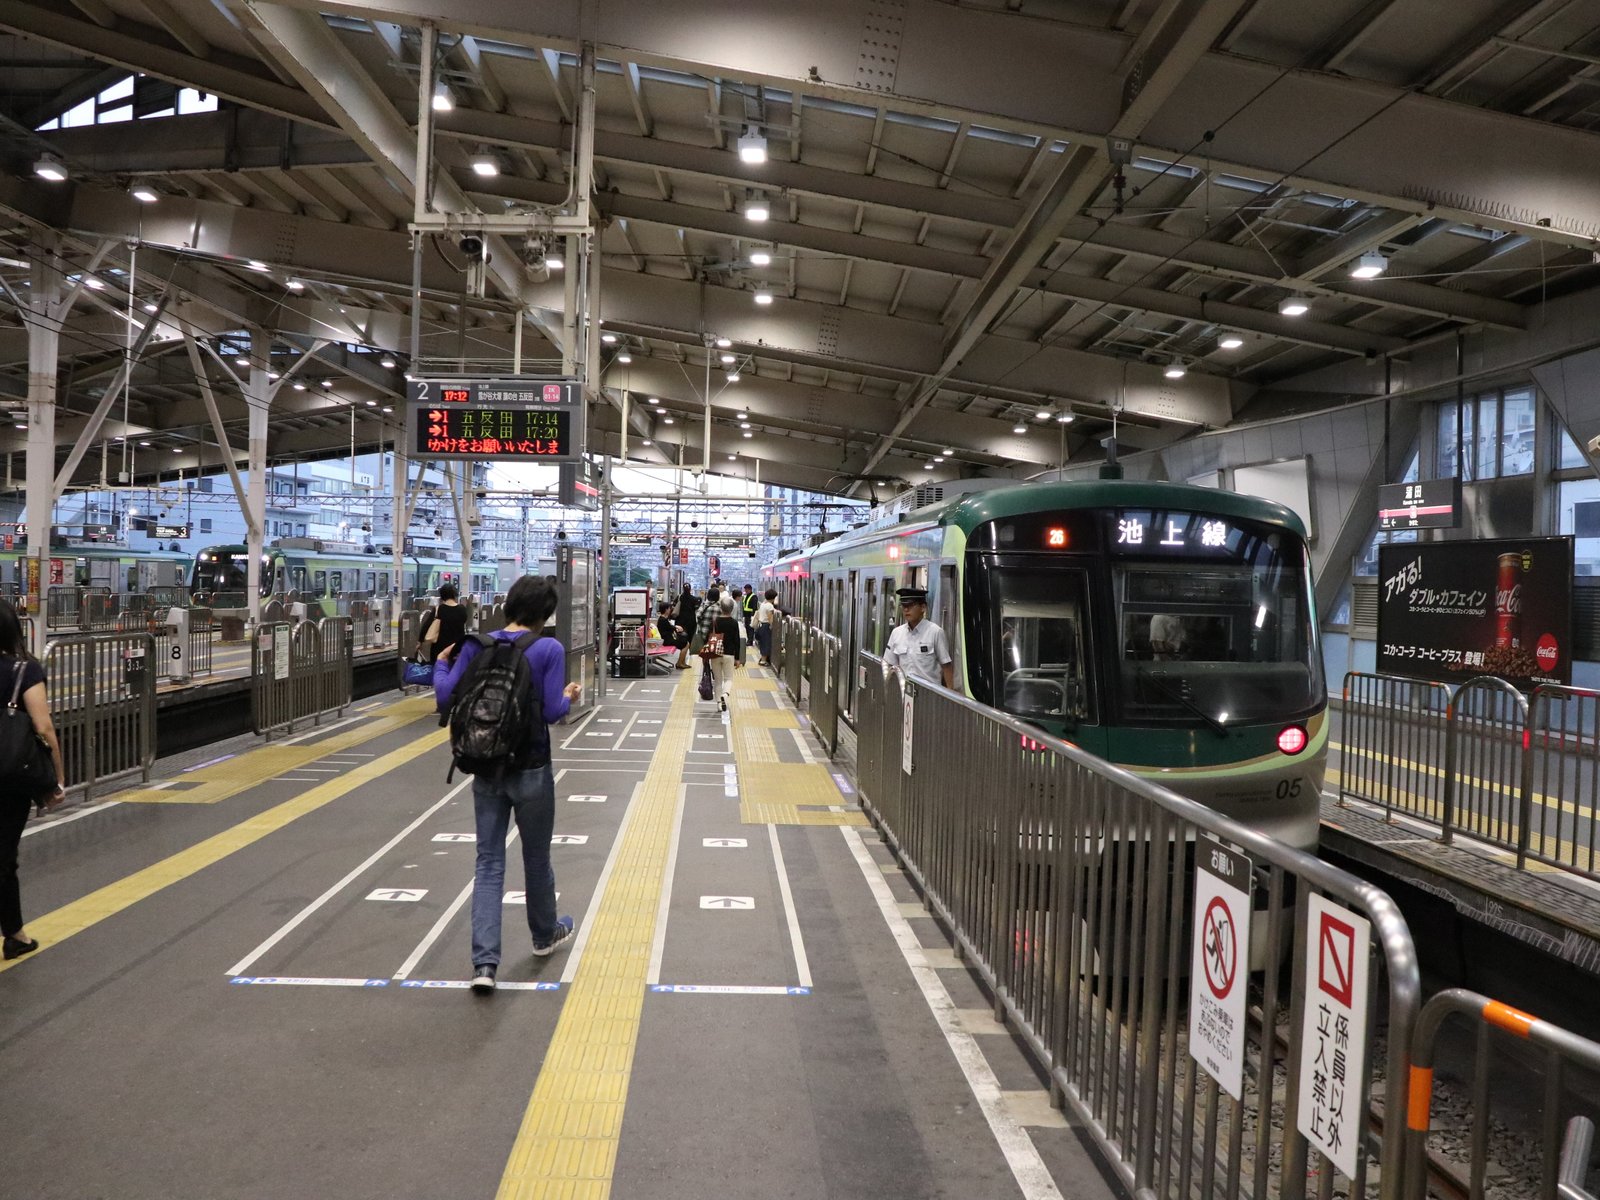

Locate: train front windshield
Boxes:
[1112,513,1322,726]
[192,554,265,597]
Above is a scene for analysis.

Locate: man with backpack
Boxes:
[434,575,581,994]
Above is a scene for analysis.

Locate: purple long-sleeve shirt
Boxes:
[433,631,571,725]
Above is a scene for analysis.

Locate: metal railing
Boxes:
[250,617,353,736]
[46,586,114,630]
[44,631,156,799]
[1405,989,1600,1200]
[1340,671,1600,878]
[807,630,841,756]
[857,650,1420,1200]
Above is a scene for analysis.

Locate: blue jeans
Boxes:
[755,624,772,662]
[470,763,559,966]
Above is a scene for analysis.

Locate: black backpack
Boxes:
[445,631,544,781]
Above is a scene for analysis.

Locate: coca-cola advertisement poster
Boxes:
[1376,538,1573,689]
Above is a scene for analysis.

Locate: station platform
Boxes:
[1,657,1120,1199]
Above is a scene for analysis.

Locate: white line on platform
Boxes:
[649,983,810,995]
[841,827,1064,1200]
[561,779,641,985]
[280,716,361,746]
[558,708,600,750]
[645,783,688,986]
[226,779,472,977]
[614,708,642,751]
[295,767,343,774]
[790,728,821,764]
[769,824,812,988]
[23,800,122,838]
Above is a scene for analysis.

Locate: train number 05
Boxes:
[1275,777,1303,800]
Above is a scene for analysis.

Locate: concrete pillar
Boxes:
[23,243,62,658]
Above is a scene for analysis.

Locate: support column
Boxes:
[598,455,611,699]
[23,246,62,659]
[244,328,273,629]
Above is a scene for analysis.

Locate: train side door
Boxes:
[844,569,860,714]
[936,563,961,690]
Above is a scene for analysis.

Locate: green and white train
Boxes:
[762,480,1328,849]
[190,538,500,615]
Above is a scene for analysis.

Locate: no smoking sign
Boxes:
[1189,841,1252,1099]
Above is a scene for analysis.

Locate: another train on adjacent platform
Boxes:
[761,480,1328,849]
[189,539,501,615]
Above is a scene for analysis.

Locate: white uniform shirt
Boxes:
[756,600,776,626]
[884,618,952,686]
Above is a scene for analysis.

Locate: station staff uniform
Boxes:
[884,587,954,688]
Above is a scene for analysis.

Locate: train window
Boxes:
[290,566,309,594]
[328,570,343,596]
[313,570,327,596]
[378,572,390,594]
[937,564,961,674]
[864,579,877,654]
[1114,557,1321,724]
[992,570,1093,724]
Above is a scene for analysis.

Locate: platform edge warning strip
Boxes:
[495,666,696,1200]
[730,671,867,828]
[0,727,449,975]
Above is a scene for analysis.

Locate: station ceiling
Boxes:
[1,0,1598,497]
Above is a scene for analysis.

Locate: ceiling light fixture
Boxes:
[752,285,774,306]
[431,81,454,112]
[286,279,305,292]
[941,448,954,457]
[247,260,269,272]
[1164,359,1187,379]
[365,399,378,407]
[1036,407,1053,421]
[380,355,396,369]
[84,276,104,290]
[545,252,564,271]
[742,193,770,223]
[748,244,773,267]
[1056,408,1076,424]
[1217,333,1245,350]
[662,416,674,425]
[616,351,632,364]
[292,382,306,391]
[715,337,732,349]
[235,355,250,367]
[924,460,936,470]
[321,378,334,388]
[1349,250,1388,279]
[1279,294,1310,317]
[742,430,753,438]
[601,332,618,344]
[129,182,159,204]
[142,302,158,313]
[470,147,499,177]
[641,438,652,446]
[727,371,741,383]
[737,124,768,165]
[1012,423,1027,434]
[33,154,67,182]
[719,353,736,365]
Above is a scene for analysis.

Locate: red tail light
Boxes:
[1277,725,1309,755]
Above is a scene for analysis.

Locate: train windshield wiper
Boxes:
[1142,670,1228,737]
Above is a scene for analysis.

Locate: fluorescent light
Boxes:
[293,382,306,391]
[737,124,768,165]
[743,194,770,222]
[616,351,632,364]
[728,453,737,461]
[748,245,773,267]
[432,82,454,112]
[1217,333,1245,350]
[601,332,618,344]
[752,286,774,306]
[129,183,159,204]
[235,356,250,367]
[380,355,396,369]
[171,446,183,454]
[470,149,499,177]
[924,461,936,470]
[641,438,652,446]
[742,430,753,438]
[322,378,334,388]
[142,302,158,313]
[726,372,740,383]
[1012,423,1026,434]
[382,406,392,413]
[286,279,304,292]
[1164,360,1187,379]
[33,155,67,182]
[1350,250,1388,279]
[366,399,378,407]
[545,253,564,271]
[662,416,674,425]
[84,276,105,290]
[1279,294,1310,317]
[1036,408,1053,420]
[941,448,953,457]
[720,353,736,365]
[247,260,269,273]
[1056,408,1076,424]
[715,337,732,349]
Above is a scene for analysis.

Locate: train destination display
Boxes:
[405,376,582,462]
[1376,537,1573,688]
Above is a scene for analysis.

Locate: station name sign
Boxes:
[405,376,583,462]
[1378,478,1461,531]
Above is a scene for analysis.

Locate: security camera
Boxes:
[459,234,485,260]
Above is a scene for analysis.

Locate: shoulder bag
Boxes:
[0,662,58,800]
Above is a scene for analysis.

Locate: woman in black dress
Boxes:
[431,583,470,661]
[0,599,65,961]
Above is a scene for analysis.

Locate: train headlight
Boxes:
[1277,725,1309,755]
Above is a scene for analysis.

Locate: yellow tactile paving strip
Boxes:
[0,724,448,975]
[730,668,867,828]
[118,695,438,804]
[495,666,698,1200]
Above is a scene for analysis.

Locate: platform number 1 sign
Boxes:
[1188,840,1251,1099]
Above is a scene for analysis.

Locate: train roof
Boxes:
[764,479,1306,567]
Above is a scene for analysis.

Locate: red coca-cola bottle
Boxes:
[1494,552,1522,649]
